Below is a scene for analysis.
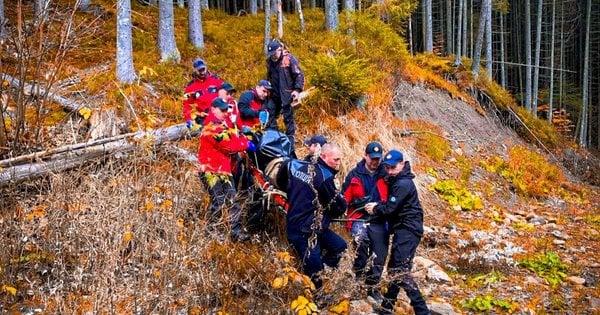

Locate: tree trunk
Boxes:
[558,0,564,111]
[35,0,49,21]
[188,0,204,49]
[485,0,492,78]
[422,0,432,52]
[201,0,209,9]
[0,124,199,186]
[548,0,555,121]
[525,0,532,111]
[277,0,283,38]
[158,0,181,62]
[454,0,463,66]
[408,15,414,55]
[1,73,86,112]
[310,0,316,9]
[469,0,473,57]
[116,0,137,84]
[325,0,338,31]
[264,0,271,56]
[446,0,452,54]
[471,0,489,76]
[296,0,305,33]
[461,0,467,56]
[499,12,506,87]
[177,0,185,8]
[0,0,6,38]
[578,0,591,147]
[532,0,543,116]
[250,0,257,14]
[344,0,354,12]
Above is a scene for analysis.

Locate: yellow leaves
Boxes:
[329,299,350,315]
[272,276,288,289]
[291,295,318,314]
[78,107,93,120]
[122,225,134,244]
[276,251,292,263]
[1,284,17,296]
[139,66,158,78]
[25,205,47,221]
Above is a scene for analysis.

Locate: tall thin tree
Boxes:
[499,12,506,87]
[296,0,305,32]
[446,0,453,54]
[0,0,6,38]
[578,0,591,147]
[471,0,490,76]
[423,0,433,52]
[325,0,338,31]
[548,0,556,121]
[532,0,543,115]
[158,0,181,62]
[188,0,204,49]
[462,0,467,56]
[264,0,271,56]
[250,0,258,15]
[525,0,532,111]
[344,0,355,11]
[454,0,463,66]
[277,0,283,38]
[485,0,492,77]
[116,0,136,83]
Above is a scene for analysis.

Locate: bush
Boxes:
[305,53,374,114]
[461,294,516,312]
[431,179,483,211]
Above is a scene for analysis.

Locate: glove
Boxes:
[246,141,257,153]
[241,126,253,136]
[186,120,193,129]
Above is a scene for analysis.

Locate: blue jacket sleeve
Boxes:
[238,91,259,119]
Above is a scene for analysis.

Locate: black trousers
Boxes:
[382,229,430,315]
[200,174,242,236]
[268,98,296,148]
[365,222,390,287]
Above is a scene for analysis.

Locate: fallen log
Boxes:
[1,73,84,112]
[0,123,199,186]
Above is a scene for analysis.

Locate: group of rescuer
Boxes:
[183,39,430,314]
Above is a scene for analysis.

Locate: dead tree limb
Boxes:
[1,73,85,112]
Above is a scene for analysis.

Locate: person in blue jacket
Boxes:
[279,143,347,289]
[365,149,430,315]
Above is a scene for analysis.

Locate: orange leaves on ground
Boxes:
[1,284,17,296]
[25,205,47,221]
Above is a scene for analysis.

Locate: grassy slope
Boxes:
[1,0,599,313]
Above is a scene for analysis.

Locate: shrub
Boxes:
[518,251,568,287]
[305,53,374,114]
[461,294,516,312]
[431,179,483,211]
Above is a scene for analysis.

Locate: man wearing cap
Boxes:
[183,58,224,129]
[278,143,347,289]
[238,79,272,129]
[198,97,255,243]
[341,141,389,305]
[218,82,241,129]
[303,134,327,162]
[265,40,304,151]
[365,150,430,315]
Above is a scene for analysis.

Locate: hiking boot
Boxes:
[367,288,384,306]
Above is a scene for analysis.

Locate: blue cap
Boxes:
[211,97,229,110]
[267,40,282,56]
[304,135,327,146]
[220,82,236,92]
[365,141,383,159]
[258,79,273,90]
[382,149,404,167]
[193,58,206,70]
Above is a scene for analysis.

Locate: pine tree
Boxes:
[454,0,464,66]
[277,0,283,38]
[264,0,271,56]
[532,0,543,116]
[485,0,492,77]
[250,0,258,15]
[548,0,556,121]
[471,0,490,76]
[578,0,591,147]
[525,0,532,111]
[116,0,137,83]
[296,0,305,33]
[423,0,433,52]
[325,0,338,31]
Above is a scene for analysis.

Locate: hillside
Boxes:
[1,1,599,314]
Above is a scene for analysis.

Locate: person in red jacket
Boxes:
[183,58,224,129]
[218,82,242,130]
[198,98,255,242]
[238,79,272,129]
[341,141,389,305]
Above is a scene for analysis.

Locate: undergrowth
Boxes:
[518,252,568,288]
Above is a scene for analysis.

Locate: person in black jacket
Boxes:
[302,134,327,162]
[282,143,347,289]
[265,40,304,153]
[365,149,430,315]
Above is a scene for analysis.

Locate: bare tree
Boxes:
[325,0,338,31]
[462,0,467,56]
[117,0,136,83]
[250,0,258,15]
[485,0,492,77]
[548,0,556,121]
[158,0,181,62]
[264,0,271,56]
[296,0,305,33]
[532,0,543,115]
[446,0,452,54]
[188,0,205,49]
[525,0,532,111]
[499,12,506,87]
[578,0,591,147]
[423,0,433,52]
